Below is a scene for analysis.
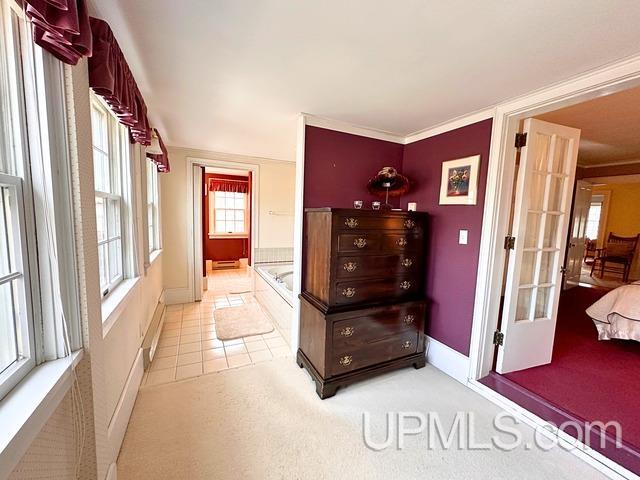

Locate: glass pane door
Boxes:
[515,132,571,322]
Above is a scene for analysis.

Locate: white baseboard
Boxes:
[107,349,144,463]
[163,287,192,305]
[106,462,117,480]
[426,336,470,385]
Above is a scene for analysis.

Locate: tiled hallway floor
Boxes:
[142,268,291,387]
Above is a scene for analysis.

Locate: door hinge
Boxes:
[493,330,504,346]
[515,132,527,149]
[504,235,516,250]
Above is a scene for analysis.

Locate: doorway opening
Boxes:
[203,166,252,276]
[478,84,640,474]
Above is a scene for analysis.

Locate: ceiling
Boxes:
[90,0,640,162]
[537,86,640,167]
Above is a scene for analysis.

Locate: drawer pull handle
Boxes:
[354,238,367,248]
[343,261,357,272]
[401,341,413,350]
[340,326,355,337]
[342,287,356,298]
[404,219,416,229]
[396,237,408,247]
[339,355,353,366]
[345,218,359,229]
[400,281,411,290]
[404,314,415,325]
[401,258,413,267]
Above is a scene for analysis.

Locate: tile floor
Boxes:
[142,269,291,387]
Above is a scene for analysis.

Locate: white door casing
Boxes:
[496,118,581,374]
[564,180,592,289]
[193,165,203,302]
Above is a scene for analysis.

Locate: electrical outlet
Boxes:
[459,230,468,245]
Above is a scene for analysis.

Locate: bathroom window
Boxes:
[211,191,248,237]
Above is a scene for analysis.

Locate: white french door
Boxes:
[564,180,592,290]
[496,119,581,374]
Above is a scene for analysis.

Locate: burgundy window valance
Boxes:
[88,17,151,146]
[208,178,249,194]
[24,0,92,65]
[147,129,170,173]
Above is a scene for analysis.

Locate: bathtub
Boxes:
[254,263,294,345]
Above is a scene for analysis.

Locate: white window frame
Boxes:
[0,175,36,400]
[0,0,81,401]
[209,190,249,239]
[146,159,160,255]
[91,94,135,299]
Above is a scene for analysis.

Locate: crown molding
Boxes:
[578,158,640,169]
[583,174,640,184]
[302,109,497,146]
[404,107,496,144]
[302,114,405,144]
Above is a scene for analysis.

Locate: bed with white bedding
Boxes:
[586,281,640,342]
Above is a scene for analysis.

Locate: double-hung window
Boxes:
[0,0,81,400]
[0,170,35,399]
[211,191,248,237]
[146,159,160,254]
[91,96,129,297]
[0,0,38,399]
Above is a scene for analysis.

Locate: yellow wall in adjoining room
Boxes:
[593,182,640,279]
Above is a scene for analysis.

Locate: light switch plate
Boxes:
[459,230,468,245]
[407,202,417,212]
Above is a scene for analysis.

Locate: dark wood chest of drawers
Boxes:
[298,208,428,398]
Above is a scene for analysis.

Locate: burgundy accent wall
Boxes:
[304,126,404,208]
[302,121,493,356]
[401,119,493,355]
[203,173,250,263]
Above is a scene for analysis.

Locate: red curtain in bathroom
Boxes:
[23,0,92,65]
[208,178,249,193]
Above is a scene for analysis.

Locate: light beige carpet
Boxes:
[116,359,606,480]
[214,303,274,340]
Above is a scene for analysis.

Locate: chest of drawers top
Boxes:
[305,207,426,233]
[303,208,428,312]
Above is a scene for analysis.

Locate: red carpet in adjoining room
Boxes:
[503,286,640,450]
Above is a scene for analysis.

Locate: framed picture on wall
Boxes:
[439,155,480,205]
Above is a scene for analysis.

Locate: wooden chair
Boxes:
[590,233,640,282]
[583,238,597,265]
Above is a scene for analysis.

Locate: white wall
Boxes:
[161,146,296,292]
[258,160,296,248]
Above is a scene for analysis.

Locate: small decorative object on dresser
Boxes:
[298,208,428,398]
[367,166,411,210]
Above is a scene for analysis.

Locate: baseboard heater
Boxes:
[142,301,166,370]
[212,260,240,269]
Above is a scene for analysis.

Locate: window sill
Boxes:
[208,234,249,240]
[0,350,83,479]
[149,249,162,265]
[102,277,141,338]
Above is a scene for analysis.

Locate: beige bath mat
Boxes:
[214,303,274,340]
